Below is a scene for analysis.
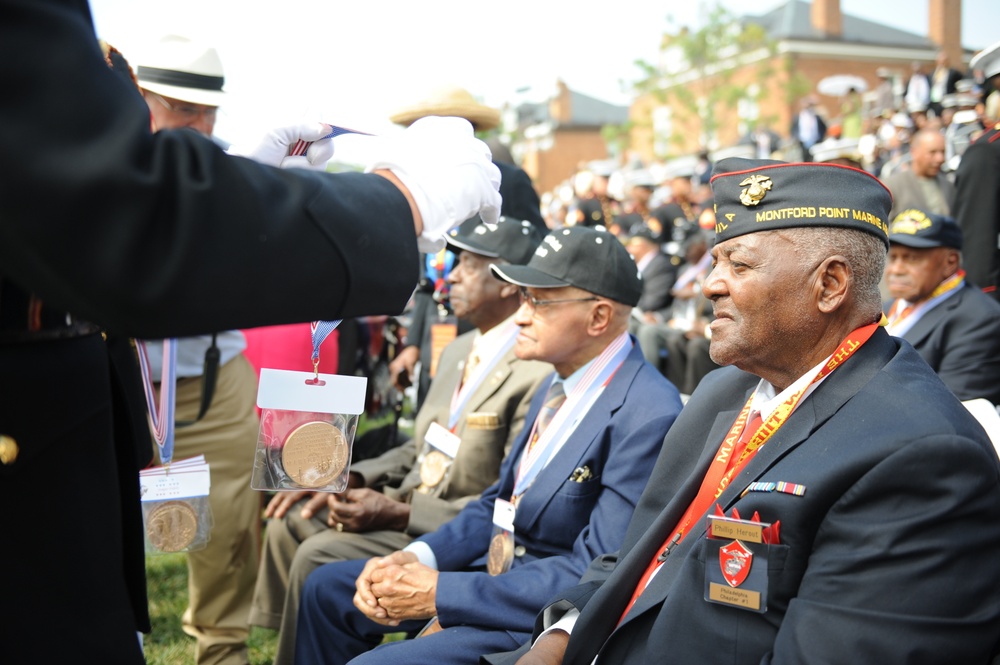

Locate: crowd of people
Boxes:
[4,3,1000,665]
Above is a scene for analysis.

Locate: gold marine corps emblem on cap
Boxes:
[890,209,931,235]
[738,174,773,207]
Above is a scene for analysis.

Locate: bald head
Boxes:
[910,129,946,178]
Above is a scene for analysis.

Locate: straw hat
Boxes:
[136,35,225,107]
[389,85,500,130]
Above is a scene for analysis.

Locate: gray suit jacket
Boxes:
[352,330,551,536]
[885,169,956,220]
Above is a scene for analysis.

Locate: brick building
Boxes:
[628,0,969,161]
[505,80,629,197]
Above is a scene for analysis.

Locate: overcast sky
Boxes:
[88,0,998,149]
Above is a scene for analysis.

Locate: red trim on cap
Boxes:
[710,161,893,200]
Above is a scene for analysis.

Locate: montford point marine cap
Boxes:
[136,35,225,107]
[490,226,643,307]
[709,158,893,248]
[888,209,963,250]
[445,216,544,265]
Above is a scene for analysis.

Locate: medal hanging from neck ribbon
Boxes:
[308,320,341,384]
[137,339,178,467]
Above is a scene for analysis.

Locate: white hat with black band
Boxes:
[136,35,225,107]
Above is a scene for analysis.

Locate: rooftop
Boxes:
[742,0,936,49]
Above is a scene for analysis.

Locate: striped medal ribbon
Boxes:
[309,320,341,382]
[136,339,178,466]
[288,124,372,157]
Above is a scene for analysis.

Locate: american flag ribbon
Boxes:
[136,338,178,466]
[288,124,372,157]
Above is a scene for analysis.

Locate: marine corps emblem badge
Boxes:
[738,174,773,206]
[720,539,753,587]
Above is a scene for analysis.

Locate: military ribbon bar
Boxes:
[742,481,806,497]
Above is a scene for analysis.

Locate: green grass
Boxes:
[143,552,280,665]
[143,410,415,664]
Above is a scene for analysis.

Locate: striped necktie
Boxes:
[461,350,481,389]
[529,381,566,452]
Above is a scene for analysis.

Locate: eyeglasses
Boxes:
[146,91,218,123]
[518,287,598,312]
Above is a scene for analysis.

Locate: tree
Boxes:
[628,3,776,155]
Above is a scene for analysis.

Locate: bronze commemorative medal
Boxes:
[487,532,514,576]
[419,450,450,488]
[147,500,199,553]
[281,420,348,488]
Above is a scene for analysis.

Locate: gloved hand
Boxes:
[230,122,335,171]
[366,117,502,252]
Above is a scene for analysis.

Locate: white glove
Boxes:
[366,116,502,252]
[230,122,335,171]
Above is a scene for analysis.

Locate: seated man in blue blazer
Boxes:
[883,209,1000,404]
[293,226,684,664]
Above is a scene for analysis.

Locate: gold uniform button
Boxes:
[0,435,19,465]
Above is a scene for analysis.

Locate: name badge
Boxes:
[704,514,771,613]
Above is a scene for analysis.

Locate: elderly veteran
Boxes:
[885,209,1000,404]
[502,158,1000,665]
[294,226,683,665]
[249,217,552,665]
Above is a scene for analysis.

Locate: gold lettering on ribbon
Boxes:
[716,411,750,465]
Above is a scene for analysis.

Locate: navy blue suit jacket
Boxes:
[895,283,1000,404]
[417,341,682,634]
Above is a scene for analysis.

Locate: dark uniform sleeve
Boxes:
[952,132,1000,296]
[0,0,419,339]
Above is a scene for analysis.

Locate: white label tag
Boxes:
[424,421,461,458]
[493,498,516,531]
[257,369,367,414]
[140,456,211,501]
